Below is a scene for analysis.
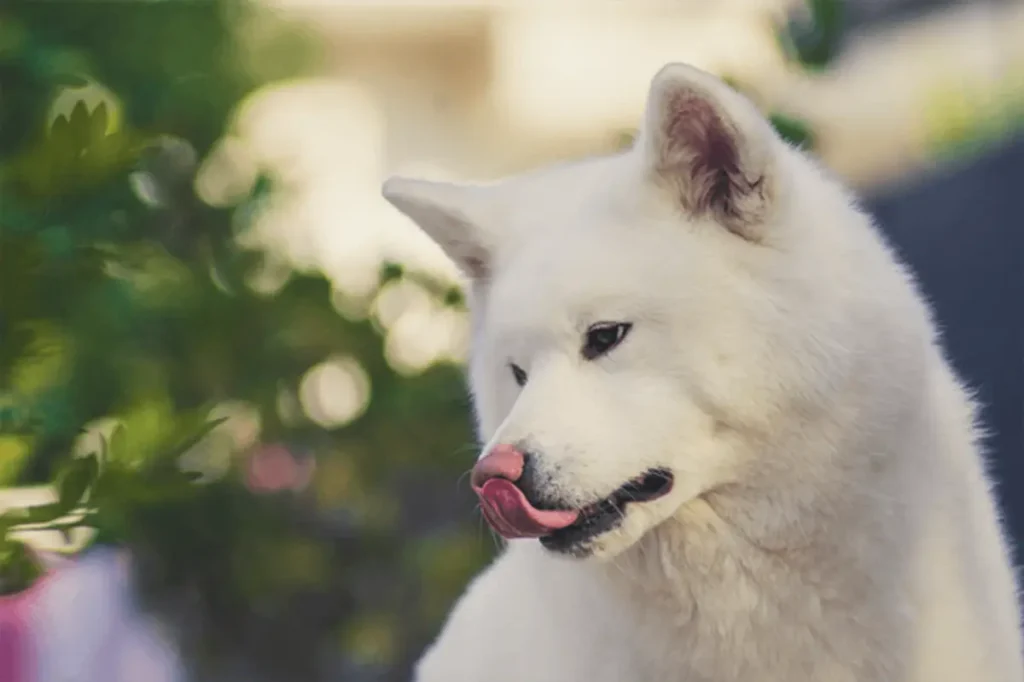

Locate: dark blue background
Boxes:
[868,137,1024,562]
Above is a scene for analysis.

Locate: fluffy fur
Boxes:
[382,63,1024,682]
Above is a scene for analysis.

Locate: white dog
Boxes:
[382,63,1023,682]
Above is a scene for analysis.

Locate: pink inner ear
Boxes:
[657,90,765,227]
[667,93,739,172]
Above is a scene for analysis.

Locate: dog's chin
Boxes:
[538,469,674,559]
[541,521,636,560]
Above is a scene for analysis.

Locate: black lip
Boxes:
[540,468,674,555]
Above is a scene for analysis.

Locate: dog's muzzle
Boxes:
[471,445,579,539]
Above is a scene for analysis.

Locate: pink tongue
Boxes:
[477,479,579,539]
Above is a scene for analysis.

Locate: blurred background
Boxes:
[0,0,1021,681]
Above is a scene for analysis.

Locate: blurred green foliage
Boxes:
[0,1,485,680]
[0,0,855,679]
[777,0,845,73]
[764,0,846,149]
[612,0,843,153]
[924,65,1024,161]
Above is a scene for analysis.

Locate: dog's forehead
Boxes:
[477,154,707,336]
[484,224,687,340]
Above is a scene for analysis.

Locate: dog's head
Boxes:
[383,64,919,558]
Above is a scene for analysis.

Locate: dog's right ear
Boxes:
[637,63,780,241]
[382,177,496,280]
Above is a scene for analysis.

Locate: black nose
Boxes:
[515,449,560,511]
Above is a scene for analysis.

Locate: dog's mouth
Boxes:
[475,469,674,552]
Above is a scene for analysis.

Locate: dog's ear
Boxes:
[382,177,496,280]
[638,63,779,241]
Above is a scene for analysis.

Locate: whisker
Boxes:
[452,441,481,493]
[473,503,505,554]
[456,467,475,493]
[487,527,504,553]
[476,510,490,547]
[451,441,480,455]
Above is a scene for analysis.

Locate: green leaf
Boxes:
[49,111,71,142]
[28,515,95,535]
[89,102,109,141]
[163,416,227,461]
[379,262,404,284]
[1,502,64,528]
[135,471,203,502]
[67,100,93,145]
[0,436,33,485]
[780,0,846,71]
[770,113,815,150]
[250,173,274,201]
[0,539,44,596]
[108,424,127,461]
[52,73,90,87]
[56,452,99,513]
[0,512,15,537]
[141,417,228,483]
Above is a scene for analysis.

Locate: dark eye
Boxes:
[510,363,528,386]
[582,322,632,360]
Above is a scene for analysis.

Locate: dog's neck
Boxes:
[588,426,931,666]
[598,493,792,612]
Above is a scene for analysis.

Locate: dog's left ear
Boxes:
[638,63,780,241]
[382,177,497,280]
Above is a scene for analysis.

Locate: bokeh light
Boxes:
[299,357,372,429]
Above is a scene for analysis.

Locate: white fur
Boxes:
[382,63,1023,682]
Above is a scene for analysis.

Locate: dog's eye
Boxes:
[582,322,632,360]
[510,363,528,386]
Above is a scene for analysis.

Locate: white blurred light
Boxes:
[177,434,232,484]
[194,135,260,208]
[331,286,374,322]
[440,307,471,363]
[375,283,469,375]
[207,401,263,452]
[299,357,372,429]
[383,302,443,375]
[225,77,432,302]
[491,9,783,137]
[176,402,262,483]
[245,255,293,297]
[128,172,165,208]
[372,278,434,331]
